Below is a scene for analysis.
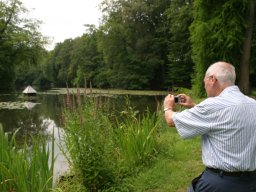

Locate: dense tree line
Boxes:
[1,0,256,96]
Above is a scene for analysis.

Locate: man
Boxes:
[163,61,256,192]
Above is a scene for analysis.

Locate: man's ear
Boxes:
[209,76,217,87]
[211,75,218,83]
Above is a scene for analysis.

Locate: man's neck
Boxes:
[216,85,232,96]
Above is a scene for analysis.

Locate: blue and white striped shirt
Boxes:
[173,86,256,171]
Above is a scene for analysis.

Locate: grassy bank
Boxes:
[57,128,203,192]
[51,85,204,192]
[121,128,203,191]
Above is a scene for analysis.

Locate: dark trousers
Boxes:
[188,168,256,192]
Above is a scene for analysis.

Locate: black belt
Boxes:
[206,167,256,177]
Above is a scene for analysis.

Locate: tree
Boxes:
[190,0,250,97]
[51,39,74,87]
[0,0,46,91]
[15,48,51,90]
[72,27,103,87]
[43,25,104,88]
[98,0,170,90]
[238,0,255,94]
[166,0,194,88]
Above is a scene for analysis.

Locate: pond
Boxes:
[0,91,165,181]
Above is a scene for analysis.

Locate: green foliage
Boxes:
[15,48,52,90]
[51,40,74,87]
[63,98,116,190]
[44,29,104,88]
[190,0,249,97]
[124,129,203,192]
[0,125,55,192]
[166,0,194,88]
[97,0,170,90]
[115,104,159,168]
[0,0,47,91]
[2,0,256,96]
[72,30,104,87]
[43,0,171,90]
[57,124,204,192]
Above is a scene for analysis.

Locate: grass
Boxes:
[115,128,203,192]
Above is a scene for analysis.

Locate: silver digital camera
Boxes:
[174,96,181,103]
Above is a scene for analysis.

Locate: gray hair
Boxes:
[206,61,236,86]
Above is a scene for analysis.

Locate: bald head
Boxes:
[205,61,236,87]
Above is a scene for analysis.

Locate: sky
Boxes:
[22,0,103,50]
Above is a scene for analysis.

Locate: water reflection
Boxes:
[0,94,63,140]
[23,101,39,110]
[0,94,67,180]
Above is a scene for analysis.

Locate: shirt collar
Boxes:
[219,85,239,96]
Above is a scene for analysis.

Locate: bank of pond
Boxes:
[0,89,203,191]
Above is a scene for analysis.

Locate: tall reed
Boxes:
[114,103,160,169]
[61,92,161,191]
[63,97,116,191]
[0,125,55,192]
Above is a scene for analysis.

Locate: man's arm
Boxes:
[163,94,176,127]
[164,109,175,127]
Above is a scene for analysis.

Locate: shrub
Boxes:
[114,105,159,169]
[62,96,161,191]
[63,98,116,191]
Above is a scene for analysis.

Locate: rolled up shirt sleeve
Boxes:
[173,100,214,139]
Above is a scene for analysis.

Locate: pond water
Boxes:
[0,93,165,181]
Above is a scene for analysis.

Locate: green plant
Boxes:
[115,106,159,169]
[62,93,162,191]
[63,97,116,191]
[0,125,55,192]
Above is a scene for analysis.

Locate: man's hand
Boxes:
[178,94,196,108]
[163,94,175,111]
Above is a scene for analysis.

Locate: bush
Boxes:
[62,96,160,191]
[63,98,116,191]
[114,105,159,169]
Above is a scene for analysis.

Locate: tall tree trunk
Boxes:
[239,0,255,94]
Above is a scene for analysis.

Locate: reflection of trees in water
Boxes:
[107,95,164,115]
[0,94,164,145]
[0,108,45,145]
[37,94,64,127]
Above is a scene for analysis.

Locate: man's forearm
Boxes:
[164,108,175,127]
